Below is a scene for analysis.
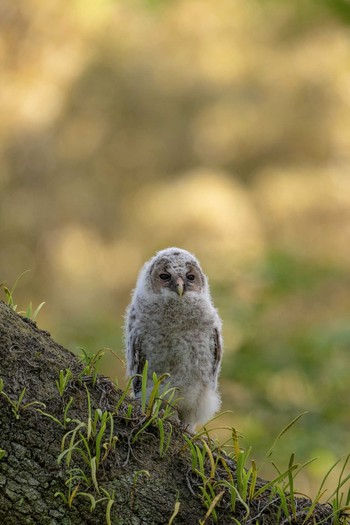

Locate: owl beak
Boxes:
[175,277,185,297]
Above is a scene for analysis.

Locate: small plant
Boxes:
[138,360,179,419]
[24,300,46,321]
[0,379,46,419]
[199,489,225,525]
[1,271,45,320]
[125,403,133,419]
[56,384,118,496]
[78,348,106,386]
[56,369,73,397]
[301,454,350,525]
[130,470,150,508]
[48,379,120,524]
[180,411,348,525]
[100,487,115,525]
[156,417,173,458]
[38,396,75,429]
[183,434,227,523]
[115,376,134,413]
[329,453,350,525]
[168,499,181,525]
[1,270,30,311]
[130,364,179,455]
[55,467,92,508]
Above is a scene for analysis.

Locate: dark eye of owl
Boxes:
[186,273,195,281]
[159,273,171,281]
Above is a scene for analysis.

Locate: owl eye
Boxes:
[159,273,171,281]
[186,274,195,281]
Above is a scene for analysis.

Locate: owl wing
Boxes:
[126,307,146,396]
[212,327,222,379]
[129,336,145,396]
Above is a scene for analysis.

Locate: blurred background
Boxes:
[1,0,350,497]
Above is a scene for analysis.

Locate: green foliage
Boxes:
[130,365,178,458]
[183,414,350,525]
[0,379,46,419]
[167,499,181,525]
[24,301,46,321]
[79,348,106,386]
[43,356,179,523]
[1,270,30,311]
[56,369,73,397]
[49,381,118,522]
[0,271,45,320]
[38,396,74,429]
[57,387,117,494]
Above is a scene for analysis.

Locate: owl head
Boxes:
[136,247,209,299]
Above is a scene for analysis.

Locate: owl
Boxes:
[124,247,223,432]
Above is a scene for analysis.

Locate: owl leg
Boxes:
[197,387,221,425]
[185,422,196,434]
[179,387,221,432]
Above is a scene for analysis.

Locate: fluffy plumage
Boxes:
[124,247,223,432]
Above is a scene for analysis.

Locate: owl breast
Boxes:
[137,295,217,387]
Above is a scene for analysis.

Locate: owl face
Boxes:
[145,248,206,297]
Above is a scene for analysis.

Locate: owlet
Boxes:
[124,247,223,432]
